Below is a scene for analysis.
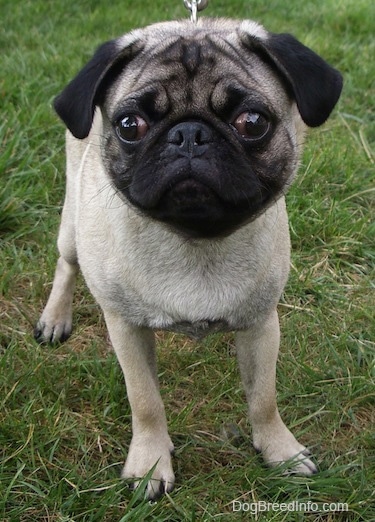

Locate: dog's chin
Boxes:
[129,179,256,239]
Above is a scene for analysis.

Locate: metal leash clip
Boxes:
[183,0,209,23]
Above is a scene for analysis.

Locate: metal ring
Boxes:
[183,0,209,13]
[197,0,209,10]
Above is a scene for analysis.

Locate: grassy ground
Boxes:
[0,0,374,520]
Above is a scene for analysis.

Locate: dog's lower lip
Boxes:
[166,178,217,206]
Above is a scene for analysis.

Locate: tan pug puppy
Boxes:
[35,18,342,499]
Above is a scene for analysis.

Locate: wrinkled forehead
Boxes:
[106,30,288,120]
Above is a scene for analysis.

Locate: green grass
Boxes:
[1,0,374,520]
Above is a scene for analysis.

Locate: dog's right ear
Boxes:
[54,35,144,139]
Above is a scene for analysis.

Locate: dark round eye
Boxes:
[232,111,270,140]
[116,114,149,142]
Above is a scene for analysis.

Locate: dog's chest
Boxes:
[78,212,287,336]
[103,265,260,334]
[93,240,251,324]
[76,173,289,335]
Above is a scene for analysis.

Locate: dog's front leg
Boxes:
[34,256,78,343]
[236,310,317,475]
[103,311,175,499]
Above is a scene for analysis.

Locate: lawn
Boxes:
[0,0,374,520]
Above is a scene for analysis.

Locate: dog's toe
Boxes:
[254,424,318,476]
[34,318,72,344]
[283,452,318,476]
[122,434,175,500]
[147,477,174,501]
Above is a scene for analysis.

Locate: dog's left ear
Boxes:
[54,34,145,139]
[240,28,343,127]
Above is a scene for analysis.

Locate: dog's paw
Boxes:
[253,425,317,476]
[122,434,175,500]
[34,310,72,344]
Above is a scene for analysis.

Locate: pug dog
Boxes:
[35,18,342,499]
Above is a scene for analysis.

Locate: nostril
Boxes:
[176,130,184,146]
[168,129,184,146]
[193,126,212,145]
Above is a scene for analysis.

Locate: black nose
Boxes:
[167,121,213,157]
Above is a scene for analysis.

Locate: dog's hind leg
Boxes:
[34,254,78,343]
[236,310,318,475]
[34,145,80,344]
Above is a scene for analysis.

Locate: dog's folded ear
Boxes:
[240,28,343,127]
[54,35,144,139]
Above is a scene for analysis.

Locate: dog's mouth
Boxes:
[141,178,250,238]
[162,178,218,213]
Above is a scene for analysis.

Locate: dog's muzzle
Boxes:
[126,120,258,237]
